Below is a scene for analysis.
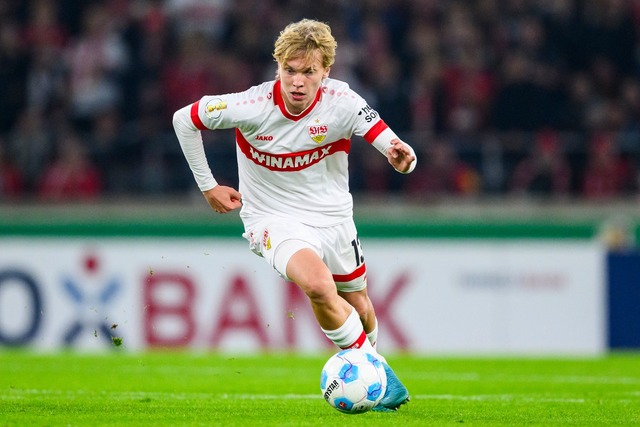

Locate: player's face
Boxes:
[278,51,329,115]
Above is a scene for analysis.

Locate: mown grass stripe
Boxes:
[0,389,596,403]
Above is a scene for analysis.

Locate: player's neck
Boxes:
[281,88,320,116]
[283,99,311,116]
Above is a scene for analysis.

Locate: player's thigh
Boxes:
[287,247,336,298]
[243,218,325,281]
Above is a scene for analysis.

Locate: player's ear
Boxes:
[323,67,330,79]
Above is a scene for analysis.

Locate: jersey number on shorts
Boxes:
[351,235,365,266]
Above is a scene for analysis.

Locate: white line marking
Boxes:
[414,394,586,403]
[409,372,640,385]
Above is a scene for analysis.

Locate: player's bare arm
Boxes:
[203,185,242,214]
[386,138,416,174]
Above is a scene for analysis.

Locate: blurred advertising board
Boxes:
[0,238,605,355]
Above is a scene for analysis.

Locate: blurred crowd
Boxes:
[1,0,639,202]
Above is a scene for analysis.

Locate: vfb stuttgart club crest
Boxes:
[308,120,328,144]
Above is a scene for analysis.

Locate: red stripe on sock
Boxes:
[342,331,367,350]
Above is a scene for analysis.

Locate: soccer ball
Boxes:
[320,348,387,414]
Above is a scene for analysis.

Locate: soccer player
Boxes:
[173,18,416,411]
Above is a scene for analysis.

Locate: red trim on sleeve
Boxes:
[332,263,366,283]
[190,100,207,130]
[363,120,388,144]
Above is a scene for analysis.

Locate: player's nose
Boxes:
[292,75,304,87]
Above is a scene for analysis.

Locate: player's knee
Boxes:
[303,278,337,305]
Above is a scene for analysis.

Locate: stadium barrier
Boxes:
[0,212,637,355]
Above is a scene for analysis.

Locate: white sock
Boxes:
[322,307,374,352]
[366,318,379,349]
[367,318,387,364]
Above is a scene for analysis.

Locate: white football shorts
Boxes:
[242,218,367,292]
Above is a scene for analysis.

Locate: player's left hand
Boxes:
[386,139,416,174]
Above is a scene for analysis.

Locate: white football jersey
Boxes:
[184,78,404,227]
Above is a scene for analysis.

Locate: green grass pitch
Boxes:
[1,351,639,426]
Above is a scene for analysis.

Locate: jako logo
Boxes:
[255,135,273,141]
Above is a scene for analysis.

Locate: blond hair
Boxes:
[273,19,337,69]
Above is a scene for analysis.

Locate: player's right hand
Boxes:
[203,185,243,214]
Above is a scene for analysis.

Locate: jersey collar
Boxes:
[273,80,322,121]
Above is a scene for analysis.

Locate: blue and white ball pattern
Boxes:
[320,348,387,414]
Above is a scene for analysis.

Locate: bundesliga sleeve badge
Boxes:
[204,98,227,119]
